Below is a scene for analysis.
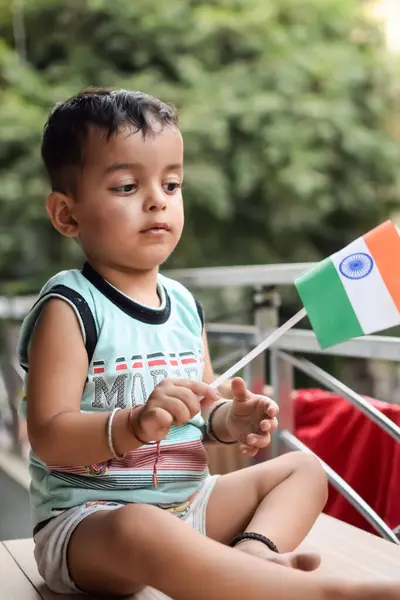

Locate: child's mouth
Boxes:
[141,222,171,234]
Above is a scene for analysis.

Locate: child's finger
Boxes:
[246,432,271,448]
[239,443,259,456]
[174,379,220,406]
[260,418,278,433]
[260,419,270,432]
[262,398,279,417]
[231,377,252,403]
[201,388,221,409]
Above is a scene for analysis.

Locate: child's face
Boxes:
[71,123,184,272]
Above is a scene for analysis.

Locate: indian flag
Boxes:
[295,221,400,349]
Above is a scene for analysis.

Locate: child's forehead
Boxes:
[83,124,183,172]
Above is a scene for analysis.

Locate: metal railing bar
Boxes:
[280,430,400,544]
[268,328,400,363]
[164,263,315,288]
[277,351,400,444]
[207,324,400,363]
[207,323,257,337]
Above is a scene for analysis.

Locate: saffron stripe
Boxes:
[363,220,400,311]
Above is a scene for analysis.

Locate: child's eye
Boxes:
[163,182,181,194]
[111,183,137,194]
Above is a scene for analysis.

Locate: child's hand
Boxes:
[226,377,279,456]
[130,379,220,444]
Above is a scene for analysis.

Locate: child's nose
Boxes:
[144,188,167,212]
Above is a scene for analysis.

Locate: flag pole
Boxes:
[211,307,307,389]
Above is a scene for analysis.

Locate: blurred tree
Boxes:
[0,0,399,293]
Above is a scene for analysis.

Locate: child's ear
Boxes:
[45,192,79,238]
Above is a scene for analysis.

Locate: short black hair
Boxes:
[41,87,179,193]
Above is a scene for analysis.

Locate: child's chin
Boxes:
[131,250,173,271]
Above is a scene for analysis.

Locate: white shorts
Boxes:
[34,474,220,599]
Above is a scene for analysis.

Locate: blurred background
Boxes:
[1,0,400,542]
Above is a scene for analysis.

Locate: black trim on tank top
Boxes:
[81,262,171,325]
[194,298,205,329]
[26,284,98,365]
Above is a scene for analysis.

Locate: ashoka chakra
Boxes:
[339,252,374,280]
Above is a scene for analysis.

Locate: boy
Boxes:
[18,88,400,600]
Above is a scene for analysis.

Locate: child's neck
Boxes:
[87,260,161,308]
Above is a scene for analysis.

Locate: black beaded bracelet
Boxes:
[229,532,279,553]
[206,400,237,445]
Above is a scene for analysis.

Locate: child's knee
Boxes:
[291,451,325,476]
[291,452,328,497]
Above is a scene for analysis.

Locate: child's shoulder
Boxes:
[33,268,99,316]
[39,268,91,296]
[18,268,97,369]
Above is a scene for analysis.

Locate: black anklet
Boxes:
[229,532,279,553]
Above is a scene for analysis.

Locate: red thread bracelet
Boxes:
[128,405,161,488]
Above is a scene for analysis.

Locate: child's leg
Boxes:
[67,501,399,600]
[206,451,328,565]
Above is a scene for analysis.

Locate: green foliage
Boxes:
[0,0,399,292]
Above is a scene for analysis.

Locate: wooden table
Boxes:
[1,514,399,599]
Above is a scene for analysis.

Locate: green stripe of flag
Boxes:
[295,258,363,348]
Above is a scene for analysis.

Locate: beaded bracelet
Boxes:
[206,400,237,444]
[230,532,279,553]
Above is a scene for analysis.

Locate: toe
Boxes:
[292,552,321,572]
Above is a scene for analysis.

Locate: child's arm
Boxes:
[27,299,220,467]
[26,298,140,466]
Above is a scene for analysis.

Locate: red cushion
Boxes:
[294,389,400,535]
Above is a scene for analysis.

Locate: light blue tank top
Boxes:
[18,263,207,529]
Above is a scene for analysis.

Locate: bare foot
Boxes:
[236,540,321,572]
